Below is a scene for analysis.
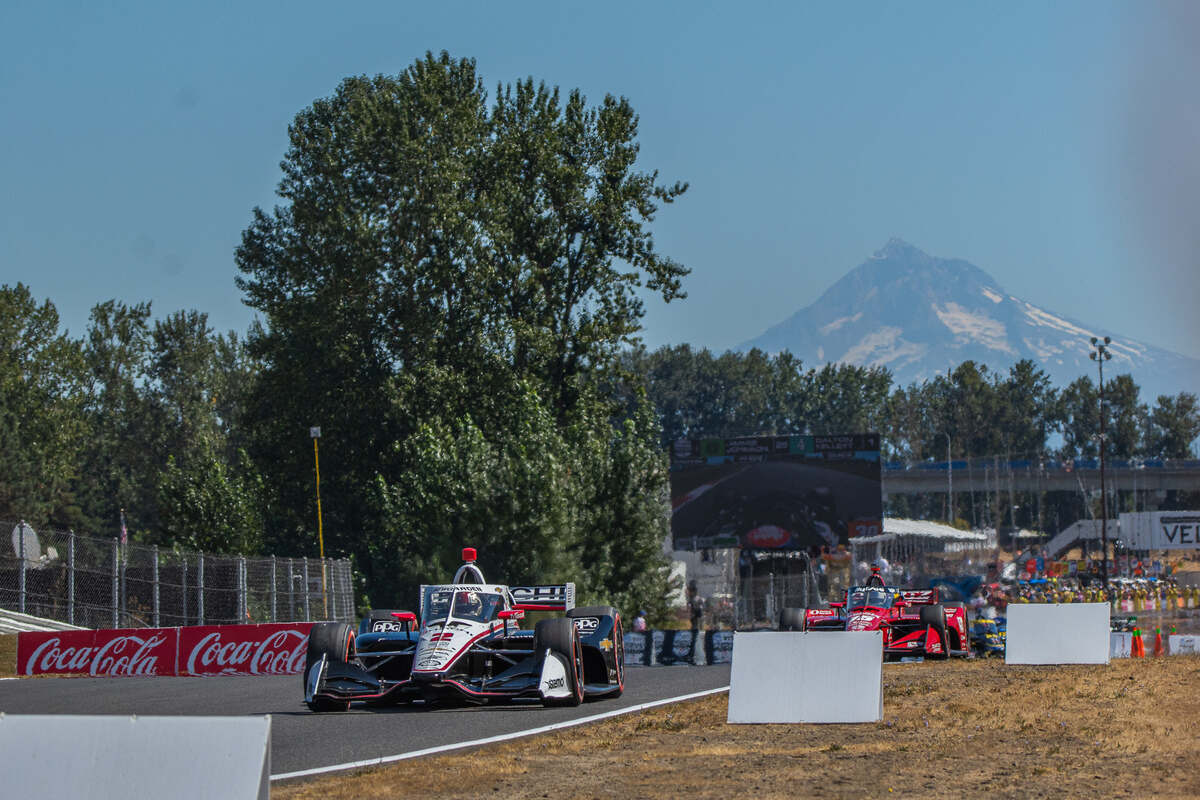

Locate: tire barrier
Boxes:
[16,621,314,677]
[620,630,745,666]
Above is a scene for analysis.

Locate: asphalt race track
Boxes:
[0,665,731,776]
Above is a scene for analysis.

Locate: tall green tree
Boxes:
[1054,376,1099,459]
[1146,393,1200,458]
[234,53,688,607]
[75,300,155,535]
[0,285,87,526]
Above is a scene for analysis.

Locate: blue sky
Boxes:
[3,1,1198,359]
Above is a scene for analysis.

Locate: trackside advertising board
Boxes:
[1118,511,1200,550]
[670,434,882,551]
[727,631,883,723]
[1005,604,1109,665]
[18,627,180,677]
[17,622,314,677]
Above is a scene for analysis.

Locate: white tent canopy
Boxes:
[851,518,989,567]
[851,518,988,545]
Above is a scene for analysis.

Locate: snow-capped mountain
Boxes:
[738,238,1200,400]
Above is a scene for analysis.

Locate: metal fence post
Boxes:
[287,558,295,621]
[18,520,26,614]
[152,545,160,628]
[182,556,189,626]
[119,542,127,626]
[111,538,119,628]
[336,561,345,621]
[238,556,247,623]
[329,559,338,621]
[198,554,205,626]
[302,557,311,621]
[270,556,277,623]
[67,530,75,626]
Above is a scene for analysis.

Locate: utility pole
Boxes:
[1090,337,1113,592]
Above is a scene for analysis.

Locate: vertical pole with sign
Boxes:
[311,426,329,619]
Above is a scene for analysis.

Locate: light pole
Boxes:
[1089,337,1112,592]
[310,426,328,618]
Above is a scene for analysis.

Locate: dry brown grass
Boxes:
[0,634,16,677]
[275,657,1200,800]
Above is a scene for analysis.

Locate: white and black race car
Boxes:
[303,548,625,711]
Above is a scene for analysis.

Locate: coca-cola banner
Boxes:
[179,623,313,676]
[18,622,315,677]
[19,627,180,677]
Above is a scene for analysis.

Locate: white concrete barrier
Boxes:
[0,715,271,799]
[1169,634,1200,655]
[727,631,882,723]
[1005,603,1109,664]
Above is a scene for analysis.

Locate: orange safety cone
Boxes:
[1153,627,1164,657]
[1131,627,1145,658]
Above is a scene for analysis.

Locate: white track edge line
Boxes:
[271,684,731,782]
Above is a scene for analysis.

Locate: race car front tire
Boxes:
[919,604,951,660]
[305,622,355,711]
[779,607,806,632]
[534,618,584,707]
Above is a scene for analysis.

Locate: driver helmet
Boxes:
[456,590,483,616]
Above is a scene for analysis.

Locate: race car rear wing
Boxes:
[900,589,940,605]
[510,583,576,612]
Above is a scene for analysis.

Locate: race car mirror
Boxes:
[829,601,845,609]
[498,609,524,620]
[390,611,417,632]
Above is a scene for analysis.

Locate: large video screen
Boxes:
[670,434,882,551]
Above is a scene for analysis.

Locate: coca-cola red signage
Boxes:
[179,623,314,676]
[19,628,179,677]
[18,622,316,678]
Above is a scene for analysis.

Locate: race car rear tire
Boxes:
[567,606,624,697]
[305,622,354,711]
[941,601,966,651]
[919,604,951,660]
[534,618,584,707]
[779,607,806,632]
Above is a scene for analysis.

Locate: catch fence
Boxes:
[728,551,824,629]
[2,521,354,629]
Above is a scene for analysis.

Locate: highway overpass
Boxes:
[882,459,1200,496]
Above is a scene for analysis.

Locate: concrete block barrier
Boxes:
[0,714,271,799]
[1006,603,1109,664]
[727,631,883,723]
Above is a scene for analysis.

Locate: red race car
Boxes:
[787,568,970,660]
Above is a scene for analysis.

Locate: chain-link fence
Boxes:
[2,520,354,629]
[732,551,821,629]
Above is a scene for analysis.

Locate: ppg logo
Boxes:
[371,621,404,632]
[572,617,600,634]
